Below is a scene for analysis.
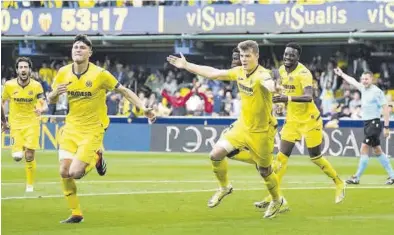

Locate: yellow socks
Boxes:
[25,159,36,186]
[231,150,255,165]
[62,178,82,216]
[274,152,289,185]
[84,161,96,176]
[311,155,342,184]
[211,158,229,188]
[263,172,280,201]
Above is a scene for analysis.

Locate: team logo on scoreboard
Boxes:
[38,13,52,32]
[85,80,93,88]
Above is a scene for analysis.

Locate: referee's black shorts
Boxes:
[363,118,382,147]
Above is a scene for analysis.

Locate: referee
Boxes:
[334,68,393,185]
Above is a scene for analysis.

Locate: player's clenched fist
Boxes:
[144,108,157,124]
[333,67,343,76]
[167,53,187,69]
[55,83,68,96]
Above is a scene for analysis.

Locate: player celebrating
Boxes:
[1,57,48,192]
[224,46,256,164]
[48,34,156,223]
[255,43,346,210]
[167,40,285,219]
[333,68,393,185]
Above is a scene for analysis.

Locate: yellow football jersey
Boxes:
[2,79,44,129]
[228,65,276,132]
[52,63,119,132]
[279,63,320,123]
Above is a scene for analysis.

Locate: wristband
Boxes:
[288,96,292,102]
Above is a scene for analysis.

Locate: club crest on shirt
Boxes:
[288,76,294,82]
[28,90,33,96]
[85,80,92,88]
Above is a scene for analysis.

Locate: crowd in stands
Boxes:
[2,49,394,121]
[1,0,382,9]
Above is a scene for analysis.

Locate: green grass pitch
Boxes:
[1,150,393,235]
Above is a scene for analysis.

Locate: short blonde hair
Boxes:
[238,40,259,54]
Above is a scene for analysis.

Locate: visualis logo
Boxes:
[274,5,347,31]
[186,6,255,32]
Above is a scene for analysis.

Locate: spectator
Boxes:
[320,59,338,90]
[145,70,164,94]
[378,62,392,89]
[106,93,121,115]
[338,106,352,120]
[352,52,369,79]
[197,88,214,116]
[231,92,241,117]
[337,89,352,107]
[389,105,394,119]
[320,80,336,116]
[112,62,128,85]
[161,89,193,116]
[147,92,158,109]
[221,91,233,116]
[162,71,178,95]
[39,61,54,85]
[213,88,225,115]
[351,105,362,120]
[349,91,362,112]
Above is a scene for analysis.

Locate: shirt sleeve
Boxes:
[2,83,10,101]
[100,70,120,91]
[377,89,387,106]
[259,71,273,86]
[226,67,239,81]
[36,83,45,99]
[299,69,313,90]
[51,69,63,91]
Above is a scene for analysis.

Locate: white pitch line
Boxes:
[2,185,393,200]
[0,180,388,186]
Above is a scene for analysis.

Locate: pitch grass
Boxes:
[1,150,393,235]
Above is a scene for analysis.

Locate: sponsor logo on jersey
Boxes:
[67,91,92,97]
[238,83,253,95]
[13,98,33,102]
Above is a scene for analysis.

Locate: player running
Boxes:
[333,68,393,185]
[168,40,285,219]
[1,57,48,192]
[48,34,156,223]
[255,43,346,210]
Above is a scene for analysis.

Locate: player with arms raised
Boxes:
[1,57,48,192]
[168,40,285,219]
[48,35,156,223]
[333,68,393,185]
[255,43,346,210]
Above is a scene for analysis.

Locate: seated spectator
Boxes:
[351,105,362,120]
[337,89,351,107]
[349,90,362,112]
